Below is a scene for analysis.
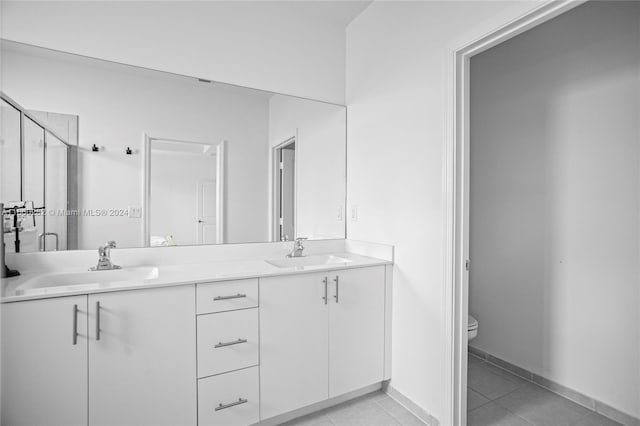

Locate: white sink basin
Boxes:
[15,266,159,293]
[265,255,352,269]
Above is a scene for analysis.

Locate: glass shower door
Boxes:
[21,117,45,253]
[45,134,68,251]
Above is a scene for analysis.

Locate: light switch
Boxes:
[350,206,358,222]
[336,206,343,221]
[128,206,142,218]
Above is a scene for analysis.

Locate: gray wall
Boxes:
[470,1,639,417]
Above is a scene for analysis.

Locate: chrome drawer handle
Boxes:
[215,398,248,411]
[215,338,248,348]
[213,293,247,301]
[72,304,79,345]
[95,301,101,341]
[322,277,328,305]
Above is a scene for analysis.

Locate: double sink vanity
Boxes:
[1,240,393,426]
[0,39,388,426]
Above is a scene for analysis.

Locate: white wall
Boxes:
[269,95,346,241]
[345,1,543,423]
[0,1,349,104]
[1,44,270,249]
[469,1,640,418]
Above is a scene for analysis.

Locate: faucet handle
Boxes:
[105,240,116,248]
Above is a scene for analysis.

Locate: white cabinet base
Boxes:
[198,367,260,426]
[1,296,88,426]
[88,286,196,426]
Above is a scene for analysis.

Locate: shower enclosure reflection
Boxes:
[1,93,78,254]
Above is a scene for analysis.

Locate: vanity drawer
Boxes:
[197,308,259,377]
[197,279,258,314]
[198,366,259,426]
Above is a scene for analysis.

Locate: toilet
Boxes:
[468,315,478,342]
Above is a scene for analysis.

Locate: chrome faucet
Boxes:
[90,240,121,271]
[287,237,307,258]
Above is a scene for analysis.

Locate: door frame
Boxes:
[142,134,225,247]
[270,136,297,241]
[443,1,587,424]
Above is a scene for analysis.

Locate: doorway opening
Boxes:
[273,137,296,242]
[143,136,225,247]
[448,1,639,425]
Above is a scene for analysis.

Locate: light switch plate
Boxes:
[350,206,358,222]
[128,206,142,218]
[336,206,343,221]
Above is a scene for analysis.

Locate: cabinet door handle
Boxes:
[214,338,248,348]
[95,301,101,341]
[215,398,248,411]
[213,293,247,301]
[322,277,328,305]
[72,304,78,345]
[333,276,339,303]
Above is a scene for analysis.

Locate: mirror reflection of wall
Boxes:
[0,40,346,252]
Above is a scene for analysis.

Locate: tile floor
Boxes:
[282,390,426,425]
[284,355,622,426]
[467,354,622,426]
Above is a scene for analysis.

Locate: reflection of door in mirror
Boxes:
[197,180,217,244]
[147,138,224,247]
[275,139,296,242]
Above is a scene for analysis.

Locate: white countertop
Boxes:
[2,252,391,303]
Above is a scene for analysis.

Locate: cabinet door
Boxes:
[1,295,88,426]
[260,273,329,420]
[88,286,196,426]
[329,266,386,397]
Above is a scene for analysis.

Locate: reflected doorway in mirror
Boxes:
[272,138,296,242]
[142,136,225,247]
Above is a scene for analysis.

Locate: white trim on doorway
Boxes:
[269,134,298,242]
[442,1,587,425]
[142,134,225,247]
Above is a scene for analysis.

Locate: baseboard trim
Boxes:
[385,383,440,426]
[255,383,383,426]
[469,346,640,426]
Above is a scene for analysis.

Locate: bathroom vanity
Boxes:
[0,38,390,426]
[1,244,392,426]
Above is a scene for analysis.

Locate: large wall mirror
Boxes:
[0,40,346,252]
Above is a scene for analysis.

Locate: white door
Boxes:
[88,286,197,426]
[197,179,217,244]
[328,266,386,397]
[1,296,88,426]
[260,272,329,420]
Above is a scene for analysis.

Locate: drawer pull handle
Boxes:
[215,398,248,411]
[215,338,248,348]
[72,304,79,345]
[322,277,328,305]
[213,293,247,301]
[96,301,101,341]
